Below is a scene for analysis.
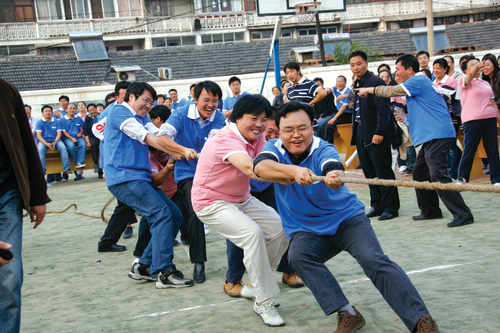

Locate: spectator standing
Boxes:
[444,55,463,81]
[222,76,250,118]
[457,57,500,185]
[169,89,186,112]
[481,54,500,109]
[25,104,38,140]
[83,104,102,176]
[0,78,51,333]
[164,97,173,110]
[284,62,327,107]
[55,95,69,118]
[271,86,284,108]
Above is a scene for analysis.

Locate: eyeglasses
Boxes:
[139,96,154,107]
[280,125,311,136]
[200,98,220,105]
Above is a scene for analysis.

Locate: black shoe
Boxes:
[74,174,84,181]
[94,164,99,173]
[378,212,398,221]
[193,262,206,283]
[98,244,127,252]
[412,214,443,221]
[123,226,133,239]
[366,208,382,218]
[447,217,474,228]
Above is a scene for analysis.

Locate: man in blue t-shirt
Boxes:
[103,81,195,289]
[157,81,226,284]
[35,105,71,175]
[253,102,439,333]
[357,54,474,228]
[61,103,86,174]
[169,88,186,112]
[222,76,250,118]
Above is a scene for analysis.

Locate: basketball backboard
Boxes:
[256,0,345,17]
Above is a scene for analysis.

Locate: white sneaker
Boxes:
[204,224,210,235]
[494,183,500,186]
[398,165,408,173]
[240,284,256,300]
[75,163,86,168]
[253,299,285,327]
[156,266,194,289]
[128,261,155,282]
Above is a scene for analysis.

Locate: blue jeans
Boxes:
[0,190,24,333]
[288,213,429,332]
[314,115,334,136]
[108,180,182,278]
[62,137,86,165]
[37,141,70,172]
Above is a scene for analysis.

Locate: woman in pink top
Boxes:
[457,56,500,185]
[192,95,289,327]
[433,58,458,89]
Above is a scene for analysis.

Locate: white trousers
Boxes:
[196,196,289,302]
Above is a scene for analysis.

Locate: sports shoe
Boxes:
[240,283,256,300]
[415,315,439,333]
[282,272,305,288]
[334,307,366,333]
[75,163,86,169]
[156,265,194,289]
[398,165,408,173]
[61,178,68,182]
[253,299,285,327]
[224,279,243,297]
[128,261,155,282]
[123,226,133,239]
[74,174,84,181]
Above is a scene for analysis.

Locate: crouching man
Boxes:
[253,102,439,333]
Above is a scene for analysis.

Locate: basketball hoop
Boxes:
[295,2,321,24]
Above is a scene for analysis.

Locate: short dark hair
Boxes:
[190,83,196,90]
[156,94,165,101]
[165,97,172,102]
[115,81,131,95]
[105,92,116,101]
[59,95,69,102]
[378,69,392,78]
[337,75,347,82]
[41,105,53,112]
[124,82,157,103]
[168,88,177,94]
[443,55,454,64]
[313,77,324,85]
[275,102,315,128]
[228,76,241,85]
[87,103,97,110]
[421,69,432,80]
[433,58,449,72]
[348,50,368,62]
[396,54,419,73]
[193,81,223,100]
[416,50,430,59]
[24,104,31,110]
[459,54,473,66]
[229,94,272,123]
[281,80,290,89]
[149,105,171,122]
[460,55,478,72]
[377,63,391,73]
[77,101,86,108]
[283,62,301,74]
[96,103,104,108]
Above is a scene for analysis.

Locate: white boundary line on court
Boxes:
[131,261,477,319]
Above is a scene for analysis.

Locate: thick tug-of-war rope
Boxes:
[311,176,500,193]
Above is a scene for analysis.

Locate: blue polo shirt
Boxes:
[222,92,250,111]
[400,73,456,147]
[159,103,226,182]
[257,137,365,237]
[102,103,153,187]
[250,179,272,193]
[35,118,61,142]
[56,108,67,117]
[286,77,321,105]
[333,86,353,114]
[171,99,186,112]
[61,115,84,138]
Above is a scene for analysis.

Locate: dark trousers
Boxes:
[288,213,428,332]
[318,112,352,144]
[356,124,400,215]
[458,118,500,184]
[133,191,189,257]
[226,185,294,283]
[413,138,473,220]
[177,177,206,263]
[98,200,137,247]
[89,136,100,165]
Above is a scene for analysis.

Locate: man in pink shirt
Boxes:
[192,95,289,327]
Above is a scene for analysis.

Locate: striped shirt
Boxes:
[286,77,321,105]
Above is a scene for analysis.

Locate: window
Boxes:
[102,0,115,17]
[71,0,90,19]
[0,0,35,23]
[201,32,244,44]
[196,0,243,13]
[410,25,450,51]
[152,35,197,48]
[298,26,337,37]
[116,45,133,51]
[0,44,34,56]
[145,0,173,17]
[39,46,74,55]
[251,29,292,41]
[117,0,141,17]
[36,0,63,20]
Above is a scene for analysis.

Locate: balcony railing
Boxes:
[2,0,500,42]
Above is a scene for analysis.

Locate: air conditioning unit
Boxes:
[158,67,173,80]
[109,65,141,82]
